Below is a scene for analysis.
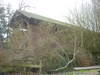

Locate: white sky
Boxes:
[3,0,89,22]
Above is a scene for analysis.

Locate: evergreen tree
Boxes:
[0,4,13,48]
[0,4,6,48]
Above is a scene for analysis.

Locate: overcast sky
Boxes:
[3,0,90,22]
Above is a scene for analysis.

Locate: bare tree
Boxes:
[66,0,99,32]
[18,0,31,11]
[34,23,84,71]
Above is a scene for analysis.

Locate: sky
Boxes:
[3,0,89,22]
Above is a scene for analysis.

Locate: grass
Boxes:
[59,69,100,75]
[78,68,100,72]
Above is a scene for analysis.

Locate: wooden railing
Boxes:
[0,71,99,75]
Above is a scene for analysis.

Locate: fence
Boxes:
[0,71,99,75]
[0,72,38,75]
